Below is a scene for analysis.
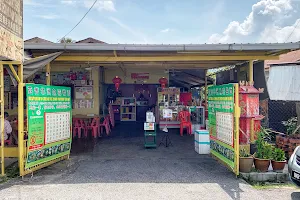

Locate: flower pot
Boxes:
[254,157,270,172]
[271,160,286,171]
[239,157,254,173]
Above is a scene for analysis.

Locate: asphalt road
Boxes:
[0,124,299,200]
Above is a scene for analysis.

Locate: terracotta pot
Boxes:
[254,157,270,172]
[271,160,286,171]
[239,157,254,173]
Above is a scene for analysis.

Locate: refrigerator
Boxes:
[189,106,205,133]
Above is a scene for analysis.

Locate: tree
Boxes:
[59,37,76,43]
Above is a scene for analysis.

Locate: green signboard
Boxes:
[25,84,72,169]
[208,84,235,170]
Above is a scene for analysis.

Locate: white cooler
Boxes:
[194,130,210,154]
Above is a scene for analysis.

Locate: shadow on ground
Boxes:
[0,122,255,199]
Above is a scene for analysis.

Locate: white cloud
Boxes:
[61,0,77,5]
[24,0,42,6]
[160,28,174,33]
[108,17,149,43]
[84,0,116,12]
[208,0,300,43]
[35,14,60,20]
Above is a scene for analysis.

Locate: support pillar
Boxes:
[204,69,208,109]
[248,60,253,82]
[17,64,25,176]
[46,63,51,85]
[248,60,254,143]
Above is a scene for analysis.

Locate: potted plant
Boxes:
[271,148,286,171]
[239,149,253,173]
[254,129,273,172]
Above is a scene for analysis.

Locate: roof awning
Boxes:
[25,42,300,70]
[267,65,300,101]
[6,52,62,85]
[23,52,63,79]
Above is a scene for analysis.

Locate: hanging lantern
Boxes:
[112,76,122,91]
[159,77,168,88]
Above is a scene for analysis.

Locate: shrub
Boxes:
[272,148,286,161]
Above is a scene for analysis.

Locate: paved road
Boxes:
[0,126,299,200]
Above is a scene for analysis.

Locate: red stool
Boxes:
[99,116,110,136]
[72,118,87,138]
[178,110,192,136]
[87,117,100,138]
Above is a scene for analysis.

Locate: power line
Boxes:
[285,19,300,42]
[59,0,98,42]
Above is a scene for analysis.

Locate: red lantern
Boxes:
[159,77,168,88]
[112,76,122,91]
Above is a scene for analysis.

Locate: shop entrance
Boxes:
[21,41,297,177]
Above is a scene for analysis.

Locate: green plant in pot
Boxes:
[239,149,253,173]
[254,129,273,172]
[271,148,286,171]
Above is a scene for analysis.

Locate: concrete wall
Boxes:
[50,64,100,116]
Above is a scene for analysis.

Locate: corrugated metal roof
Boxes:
[265,49,300,69]
[25,42,300,52]
[267,65,300,101]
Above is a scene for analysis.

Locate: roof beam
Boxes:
[56,55,279,62]
[170,79,191,88]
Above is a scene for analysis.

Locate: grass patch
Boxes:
[253,183,297,190]
[0,162,19,184]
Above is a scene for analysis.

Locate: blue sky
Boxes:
[24,0,300,44]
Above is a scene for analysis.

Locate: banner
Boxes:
[25,84,72,169]
[208,84,236,171]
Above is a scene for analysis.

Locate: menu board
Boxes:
[45,112,71,144]
[216,112,233,146]
[208,84,235,170]
[25,84,72,169]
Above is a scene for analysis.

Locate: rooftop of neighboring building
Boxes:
[265,49,300,70]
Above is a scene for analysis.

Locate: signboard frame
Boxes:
[208,83,240,175]
[25,84,72,169]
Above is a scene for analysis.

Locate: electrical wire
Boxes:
[285,19,300,42]
[59,0,98,42]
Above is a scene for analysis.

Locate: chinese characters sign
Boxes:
[0,0,23,61]
[208,84,235,170]
[25,84,72,169]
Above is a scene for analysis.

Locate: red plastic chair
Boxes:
[99,116,111,136]
[72,118,87,139]
[86,117,100,138]
[178,110,192,136]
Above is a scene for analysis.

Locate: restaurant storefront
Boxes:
[1,40,299,176]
